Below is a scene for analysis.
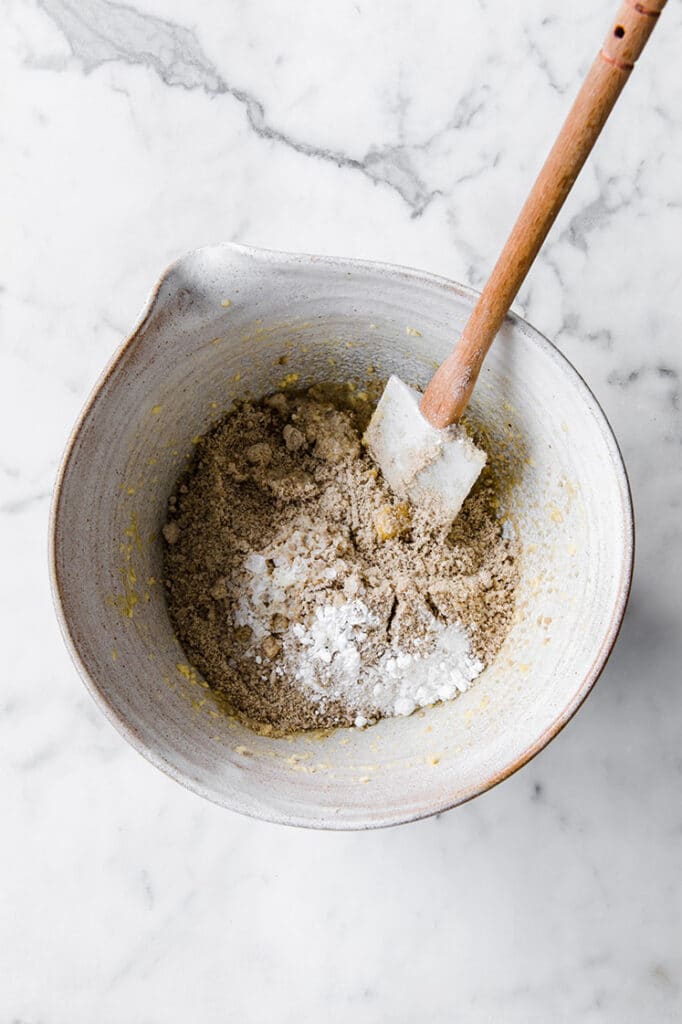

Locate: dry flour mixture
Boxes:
[163,385,518,734]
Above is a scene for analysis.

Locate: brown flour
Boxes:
[163,385,519,734]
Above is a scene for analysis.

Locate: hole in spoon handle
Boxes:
[601,0,667,71]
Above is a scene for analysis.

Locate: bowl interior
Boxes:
[52,245,632,828]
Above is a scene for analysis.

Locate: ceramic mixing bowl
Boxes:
[50,244,633,829]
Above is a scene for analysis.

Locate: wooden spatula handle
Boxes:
[420,0,666,429]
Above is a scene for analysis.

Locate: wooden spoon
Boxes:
[420,0,666,428]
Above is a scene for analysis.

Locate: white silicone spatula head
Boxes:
[364,376,486,526]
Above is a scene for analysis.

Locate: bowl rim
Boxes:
[49,242,635,830]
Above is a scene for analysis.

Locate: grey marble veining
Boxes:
[2,0,681,1019]
[35,0,440,213]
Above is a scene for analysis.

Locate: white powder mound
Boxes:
[238,531,484,727]
[233,522,352,641]
[293,599,482,725]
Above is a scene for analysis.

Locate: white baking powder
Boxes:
[238,529,483,726]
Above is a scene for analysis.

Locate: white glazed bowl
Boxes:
[51,244,633,829]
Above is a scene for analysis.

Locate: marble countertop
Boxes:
[3,0,682,1019]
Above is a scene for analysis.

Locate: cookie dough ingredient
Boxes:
[163,385,518,734]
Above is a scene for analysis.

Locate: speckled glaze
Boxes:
[50,243,633,829]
